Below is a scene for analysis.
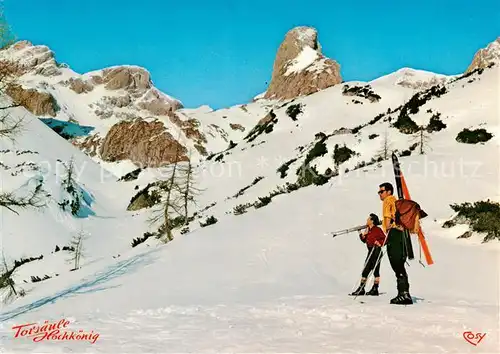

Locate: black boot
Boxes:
[390,277,412,304]
[390,291,413,305]
[349,282,366,296]
[366,283,379,296]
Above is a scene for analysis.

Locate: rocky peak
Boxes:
[0,40,61,76]
[264,26,342,100]
[465,37,500,73]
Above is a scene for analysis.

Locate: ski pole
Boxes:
[351,244,377,297]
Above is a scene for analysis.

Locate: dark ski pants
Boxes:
[386,228,410,293]
[361,246,382,278]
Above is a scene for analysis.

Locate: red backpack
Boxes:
[395,199,428,234]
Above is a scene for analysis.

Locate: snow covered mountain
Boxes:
[0,33,499,353]
[0,41,270,172]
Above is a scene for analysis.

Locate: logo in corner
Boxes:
[463,331,486,346]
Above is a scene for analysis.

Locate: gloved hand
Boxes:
[359,233,366,243]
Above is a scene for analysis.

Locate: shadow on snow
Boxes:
[0,249,159,322]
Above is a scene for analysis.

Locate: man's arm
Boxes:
[383,217,392,232]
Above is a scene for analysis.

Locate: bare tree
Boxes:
[174,150,204,227]
[411,126,432,155]
[149,133,185,243]
[67,229,89,271]
[376,130,393,160]
[0,253,25,304]
[0,14,46,214]
[0,180,47,214]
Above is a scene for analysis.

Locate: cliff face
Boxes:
[99,119,189,168]
[264,26,342,100]
[465,38,500,73]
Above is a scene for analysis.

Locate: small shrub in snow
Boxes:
[304,139,328,166]
[254,196,272,209]
[286,104,303,121]
[233,203,252,215]
[131,232,156,248]
[297,165,330,187]
[333,144,355,165]
[448,200,500,242]
[277,158,297,178]
[118,168,142,182]
[214,154,224,162]
[368,134,378,140]
[342,85,381,102]
[456,128,493,144]
[315,132,327,140]
[13,255,43,268]
[393,109,419,134]
[200,215,218,227]
[31,275,51,283]
[127,183,162,211]
[232,176,264,198]
[409,142,419,151]
[245,111,278,142]
[426,113,447,133]
[400,149,411,157]
[170,215,187,229]
[351,125,362,134]
[369,113,385,125]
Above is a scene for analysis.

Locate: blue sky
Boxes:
[5,0,500,109]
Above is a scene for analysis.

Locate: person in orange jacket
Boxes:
[349,213,386,296]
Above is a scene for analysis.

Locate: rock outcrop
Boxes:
[465,38,500,73]
[394,68,449,90]
[99,119,189,168]
[68,78,94,94]
[1,41,61,77]
[102,66,152,91]
[6,84,58,116]
[264,26,342,100]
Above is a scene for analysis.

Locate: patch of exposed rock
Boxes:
[6,84,58,116]
[104,94,131,108]
[102,66,152,91]
[465,38,500,73]
[137,88,183,115]
[230,123,245,132]
[167,112,208,149]
[99,119,189,168]
[68,78,94,94]
[72,135,103,157]
[264,26,342,100]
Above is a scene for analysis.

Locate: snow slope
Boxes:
[0,62,499,353]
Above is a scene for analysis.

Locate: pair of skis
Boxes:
[391,153,434,266]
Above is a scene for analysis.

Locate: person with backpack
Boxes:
[349,213,386,296]
[378,182,413,305]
